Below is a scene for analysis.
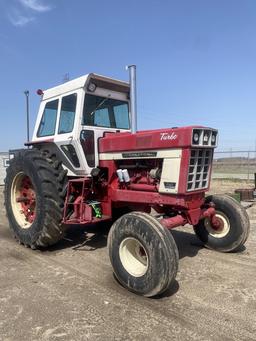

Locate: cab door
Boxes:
[54,91,86,176]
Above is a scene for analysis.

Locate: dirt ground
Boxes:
[210,178,254,194]
[0,180,256,341]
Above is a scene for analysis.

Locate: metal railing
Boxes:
[212,150,256,181]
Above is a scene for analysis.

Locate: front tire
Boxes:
[108,212,179,297]
[5,149,67,248]
[193,195,250,252]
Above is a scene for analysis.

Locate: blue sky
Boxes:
[0,0,256,151]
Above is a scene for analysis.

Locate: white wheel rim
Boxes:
[10,172,36,229]
[119,237,149,277]
[204,211,230,238]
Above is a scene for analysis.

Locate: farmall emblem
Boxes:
[160,132,177,141]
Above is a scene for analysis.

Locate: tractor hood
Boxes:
[99,126,218,153]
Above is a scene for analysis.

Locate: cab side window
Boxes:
[37,99,58,137]
[58,93,77,134]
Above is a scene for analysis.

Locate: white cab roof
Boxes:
[42,73,130,101]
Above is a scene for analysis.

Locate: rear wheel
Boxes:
[108,212,179,297]
[193,195,250,252]
[5,149,67,248]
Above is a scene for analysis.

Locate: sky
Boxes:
[0,0,256,152]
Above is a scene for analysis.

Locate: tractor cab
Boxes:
[31,74,131,176]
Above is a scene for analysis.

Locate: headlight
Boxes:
[192,128,218,146]
[203,133,209,144]
[193,132,200,143]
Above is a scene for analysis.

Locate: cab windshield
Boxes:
[82,94,130,129]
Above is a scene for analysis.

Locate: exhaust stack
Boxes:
[126,65,137,134]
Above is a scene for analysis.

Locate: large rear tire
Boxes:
[108,212,179,297]
[4,149,67,249]
[193,195,250,252]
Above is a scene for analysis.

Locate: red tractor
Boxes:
[5,66,249,297]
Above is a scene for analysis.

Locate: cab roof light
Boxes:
[87,82,97,92]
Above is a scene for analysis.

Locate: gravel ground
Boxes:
[0,182,256,341]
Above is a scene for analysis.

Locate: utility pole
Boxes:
[229,147,233,158]
[24,90,30,146]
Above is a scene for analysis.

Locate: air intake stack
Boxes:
[126,65,137,134]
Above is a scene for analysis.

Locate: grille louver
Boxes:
[187,149,213,191]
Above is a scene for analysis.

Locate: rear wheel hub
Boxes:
[11,172,36,229]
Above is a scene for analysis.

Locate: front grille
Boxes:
[187,149,213,191]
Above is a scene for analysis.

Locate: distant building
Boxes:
[0,152,9,185]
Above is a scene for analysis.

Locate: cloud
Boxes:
[7,0,53,27]
[19,0,51,12]
[8,12,35,27]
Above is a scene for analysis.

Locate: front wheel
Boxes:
[108,212,179,297]
[193,195,250,252]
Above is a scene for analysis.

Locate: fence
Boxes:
[212,150,256,181]
[0,150,255,184]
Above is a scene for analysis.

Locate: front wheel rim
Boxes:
[204,211,230,238]
[119,237,149,277]
[10,172,36,229]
